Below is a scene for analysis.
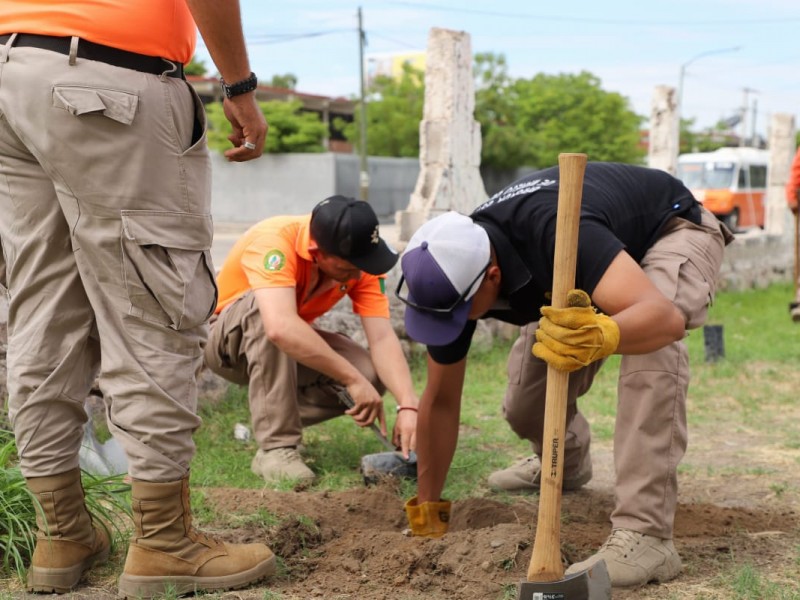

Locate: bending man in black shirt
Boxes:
[396,162,734,588]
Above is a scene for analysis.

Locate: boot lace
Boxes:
[600,528,642,557]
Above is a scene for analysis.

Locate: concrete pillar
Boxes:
[765,113,796,236]
[647,85,679,175]
[397,27,487,242]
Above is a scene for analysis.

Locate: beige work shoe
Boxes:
[251,447,316,483]
[565,528,682,588]
[487,455,592,493]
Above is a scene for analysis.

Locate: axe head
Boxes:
[516,560,611,600]
[359,450,417,485]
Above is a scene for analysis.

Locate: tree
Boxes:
[269,74,298,90]
[477,71,645,168]
[341,52,645,170]
[205,99,328,154]
[473,52,536,170]
[339,63,425,157]
[185,56,208,77]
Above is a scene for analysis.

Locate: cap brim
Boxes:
[348,238,399,275]
[403,297,473,346]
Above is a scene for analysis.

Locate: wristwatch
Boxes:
[220,72,258,99]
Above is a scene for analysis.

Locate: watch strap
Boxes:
[221,72,258,98]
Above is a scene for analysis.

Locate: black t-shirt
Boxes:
[427,162,701,365]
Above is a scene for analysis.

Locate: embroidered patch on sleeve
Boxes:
[379,277,386,294]
[263,249,286,272]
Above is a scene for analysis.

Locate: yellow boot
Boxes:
[117,477,276,599]
[25,468,110,593]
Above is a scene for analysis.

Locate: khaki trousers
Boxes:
[0,39,215,481]
[204,292,385,450]
[503,207,730,538]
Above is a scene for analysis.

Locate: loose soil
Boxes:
[7,438,799,599]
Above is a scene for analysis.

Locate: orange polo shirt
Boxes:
[215,215,390,322]
[0,0,196,64]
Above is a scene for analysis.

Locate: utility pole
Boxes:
[357,7,369,201]
[676,46,742,151]
[740,87,758,147]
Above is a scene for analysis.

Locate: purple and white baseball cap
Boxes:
[399,212,490,345]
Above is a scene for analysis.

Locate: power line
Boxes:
[385,0,800,26]
[245,29,353,45]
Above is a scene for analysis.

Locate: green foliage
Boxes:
[680,117,740,154]
[342,63,425,158]
[205,99,328,155]
[503,70,645,168]
[268,73,298,90]
[185,55,208,77]
[345,51,645,170]
[474,52,535,170]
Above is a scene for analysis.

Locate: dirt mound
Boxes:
[198,484,799,600]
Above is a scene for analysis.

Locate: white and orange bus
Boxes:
[676,147,768,231]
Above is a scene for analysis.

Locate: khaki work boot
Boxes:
[251,447,316,484]
[25,468,111,593]
[565,528,682,587]
[117,477,276,599]
[487,455,592,493]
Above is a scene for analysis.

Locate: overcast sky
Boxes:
[194,0,800,137]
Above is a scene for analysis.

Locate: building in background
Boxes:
[188,76,355,153]
[366,51,426,85]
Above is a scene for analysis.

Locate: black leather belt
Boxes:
[0,33,185,79]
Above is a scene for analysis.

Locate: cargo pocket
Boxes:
[507,324,536,385]
[52,85,138,125]
[120,211,217,330]
[643,251,711,331]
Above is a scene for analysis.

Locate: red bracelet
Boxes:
[396,406,418,414]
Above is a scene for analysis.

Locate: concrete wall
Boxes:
[210,152,419,223]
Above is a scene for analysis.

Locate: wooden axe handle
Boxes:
[526,153,588,582]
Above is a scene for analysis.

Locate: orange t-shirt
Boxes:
[215,215,390,323]
[0,1,196,63]
[787,147,800,209]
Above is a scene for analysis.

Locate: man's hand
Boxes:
[392,407,417,460]
[345,378,386,435]
[222,95,268,162]
[532,289,620,372]
[405,496,451,538]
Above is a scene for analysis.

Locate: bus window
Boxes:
[676,161,735,189]
[749,165,767,188]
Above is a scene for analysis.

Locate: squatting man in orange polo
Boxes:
[205,196,419,483]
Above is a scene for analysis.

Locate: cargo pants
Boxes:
[204,291,385,450]
[0,37,215,481]
[503,207,733,539]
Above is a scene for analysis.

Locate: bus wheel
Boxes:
[722,209,739,232]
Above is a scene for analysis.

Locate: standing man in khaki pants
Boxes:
[0,1,272,598]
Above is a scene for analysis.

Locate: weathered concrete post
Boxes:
[765,113,796,237]
[648,85,679,175]
[397,27,487,242]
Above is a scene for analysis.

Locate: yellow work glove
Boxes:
[533,289,620,373]
[404,496,451,538]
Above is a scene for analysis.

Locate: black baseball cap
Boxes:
[310,195,398,275]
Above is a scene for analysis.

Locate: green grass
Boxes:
[190,281,800,498]
[3,281,800,598]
